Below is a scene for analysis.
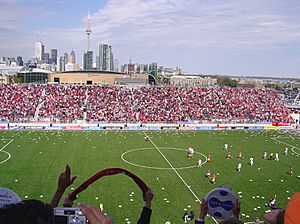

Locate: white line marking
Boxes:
[121,147,207,170]
[272,138,300,155]
[143,132,218,224]
[0,139,14,165]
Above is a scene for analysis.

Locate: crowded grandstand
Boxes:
[0,84,297,124]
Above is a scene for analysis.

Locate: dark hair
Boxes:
[276,208,285,224]
[0,199,54,224]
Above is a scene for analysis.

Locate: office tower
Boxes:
[59,53,68,71]
[114,59,119,72]
[83,51,93,70]
[35,41,45,61]
[69,50,76,64]
[43,53,50,63]
[96,55,100,70]
[16,56,23,66]
[51,49,58,65]
[98,44,113,71]
[110,49,114,71]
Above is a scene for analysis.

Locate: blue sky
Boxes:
[1,0,300,78]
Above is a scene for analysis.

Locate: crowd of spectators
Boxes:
[0,84,294,123]
[38,85,86,123]
[278,88,300,106]
[0,84,43,122]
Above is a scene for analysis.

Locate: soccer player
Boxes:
[249,157,254,166]
[99,203,104,212]
[187,147,194,159]
[190,147,194,158]
[270,152,274,160]
[290,165,294,176]
[197,159,202,167]
[275,152,279,161]
[238,151,243,160]
[224,143,228,151]
[207,154,211,162]
[263,151,267,159]
[210,174,216,184]
[227,151,232,160]
[205,168,211,177]
[237,162,242,172]
[183,211,189,223]
[285,147,288,156]
[269,197,277,210]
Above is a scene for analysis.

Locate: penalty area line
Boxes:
[272,138,300,155]
[143,132,218,224]
[0,139,14,165]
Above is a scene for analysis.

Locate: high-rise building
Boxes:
[59,53,68,72]
[35,41,45,61]
[98,44,114,71]
[69,50,76,64]
[83,51,93,70]
[43,53,50,63]
[16,56,23,66]
[51,49,58,65]
[114,59,119,72]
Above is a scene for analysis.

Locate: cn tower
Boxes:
[86,10,92,51]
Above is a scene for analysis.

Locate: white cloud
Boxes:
[1,0,300,76]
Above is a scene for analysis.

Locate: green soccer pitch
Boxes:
[0,130,299,224]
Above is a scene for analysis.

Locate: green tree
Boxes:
[217,77,238,87]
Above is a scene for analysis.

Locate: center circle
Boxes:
[121,147,207,170]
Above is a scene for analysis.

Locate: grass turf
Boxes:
[0,130,299,224]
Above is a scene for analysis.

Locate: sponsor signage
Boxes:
[127,126,160,130]
[196,126,215,130]
[46,126,64,130]
[64,126,84,130]
[179,126,196,131]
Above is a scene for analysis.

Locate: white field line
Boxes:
[0,139,14,165]
[272,138,300,155]
[143,132,218,224]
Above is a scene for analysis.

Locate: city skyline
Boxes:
[1,0,300,78]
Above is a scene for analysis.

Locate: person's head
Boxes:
[220,217,244,224]
[0,199,54,224]
[284,192,300,224]
[264,208,285,224]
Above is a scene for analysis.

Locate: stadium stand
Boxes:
[0,84,294,123]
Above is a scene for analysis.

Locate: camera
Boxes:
[54,207,87,224]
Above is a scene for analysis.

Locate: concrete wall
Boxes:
[49,71,147,85]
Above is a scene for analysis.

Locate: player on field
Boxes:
[207,154,211,162]
[238,151,243,160]
[270,152,274,160]
[224,143,228,150]
[249,157,254,166]
[227,151,232,160]
[285,147,288,156]
[197,159,202,167]
[275,152,279,161]
[236,162,242,172]
[290,165,294,176]
[205,168,211,177]
[269,197,277,210]
[210,174,216,184]
[187,147,194,159]
[263,151,267,159]
[99,203,104,212]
